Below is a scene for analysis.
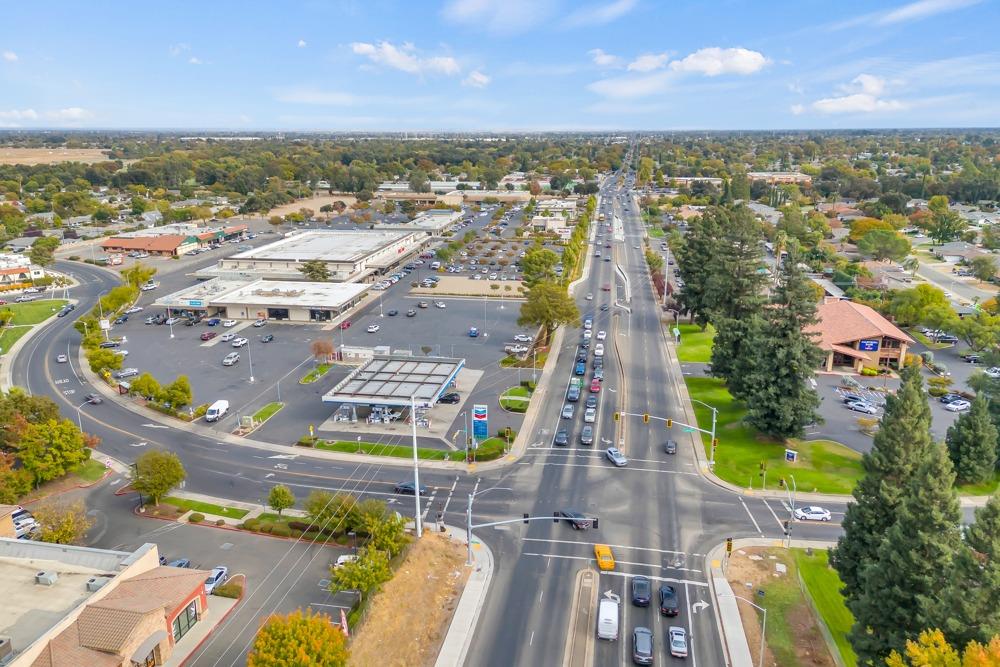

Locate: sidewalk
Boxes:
[165,593,241,667]
[434,525,495,667]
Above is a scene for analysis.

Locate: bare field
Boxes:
[412,275,526,297]
[348,532,469,667]
[0,147,109,165]
[267,193,358,217]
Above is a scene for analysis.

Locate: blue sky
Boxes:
[2,0,998,131]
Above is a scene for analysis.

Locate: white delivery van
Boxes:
[597,592,620,640]
[430,261,441,270]
[205,400,230,422]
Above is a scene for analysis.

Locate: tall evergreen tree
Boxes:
[945,394,999,484]
[742,243,823,438]
[831,364,933,595]
[706,206,766,398]
[674,210,721,328]
[850,443,962,664]
[945,492,1000,647]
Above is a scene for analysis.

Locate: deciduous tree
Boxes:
[247,609,349,667]
[970,255,998,283]
[32,500,93,545]
[360,511,408,558]
[946,394,998,484]
[298,259,331,282]
[310,339,334,363]
[132,450,186,506]
[162,375,192,409]
[888,284,953,327]
[521,247,560,287]
[329,546,391,602]
[29,235,60,267]
[18,418,89,486]
[268,484,295,516]
[518,280,579,344]
[130,372,162,401]
[857,229,911,262]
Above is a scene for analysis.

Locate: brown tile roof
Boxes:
[100,235,190,253]
[107,565,209,614]
[30,622,123,667]
[224,224,248,234]
[804,299,914,351]
[76,605,156,653]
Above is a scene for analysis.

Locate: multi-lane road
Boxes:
[11,157,849,665]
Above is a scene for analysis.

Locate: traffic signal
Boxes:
[613,412,620,422]
[783,520,790,535]
[779,478,785,488]
[643,413,650,424]
[712,438,719,449]
[726,537,733,554]
[666,418,673,428]
[552,512,560,524]
[523,513,530,524]
[591,517,599,530]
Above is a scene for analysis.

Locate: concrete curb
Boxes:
[434,524,494,667]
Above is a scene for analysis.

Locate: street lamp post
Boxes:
[246,338,255,383]
[167,309,175,339]
[719,594,767,667]
[410,395,423,538]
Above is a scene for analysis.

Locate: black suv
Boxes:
[658,584,679,616]
[438,392,461,405]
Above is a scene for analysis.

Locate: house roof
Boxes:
[804,299,914,351]
[100,235,190,253]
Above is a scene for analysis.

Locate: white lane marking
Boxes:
[686,582,698,667]
[142,423,169,429]
[739,497,763,536]
[524,460,698,475]
[596,568,709,588]
[523,552,701,574]
[523,537,703,557]
[762,499,785,529]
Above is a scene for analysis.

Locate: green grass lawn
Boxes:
[676,324,715,363]
[647,226,665,238]
[957,470,1000,496]
[74,458,109,483]
[793,549,858,667]
[500,351,547,368]
[0,326,31,354]
[162,496,249,519]
[312,435,511,462]
[686,377,863,494]
[252,402,284,423]
[299,363,333,384]
[907,328,953,350]
[500,386,532,412]
[5,299,68,325]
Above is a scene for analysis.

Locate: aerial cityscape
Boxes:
[1,1,999,666]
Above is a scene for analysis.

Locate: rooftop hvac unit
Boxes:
[0,636,13,666]
[86,576,112,592]
[35,571,58,586]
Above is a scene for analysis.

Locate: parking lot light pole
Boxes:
[247,339,255,383]
[167,309,175,339]
[410,395,423,538]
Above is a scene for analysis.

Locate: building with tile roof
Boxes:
[804,298,914,372]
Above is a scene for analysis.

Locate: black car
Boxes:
[393,481,428,496]
[632,627,654,665]
[600,304,609,311]
[113,315,128,325]
[664,440,677,455]
[387,309,398,316]
[98,340,121,349]
[631,575,652,607]
[940,393,965,404]
[438,392,461,404]
[261,334,275,343]
[556,509,591,529]
[658,584,679,616]
[554,429,569,446]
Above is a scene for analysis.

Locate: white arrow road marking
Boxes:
[129,442,148,447]
[264,473,275,479]
[692,601,709,614]
[274,463,288,470]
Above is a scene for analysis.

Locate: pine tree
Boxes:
[945,394,999,484]
[849,443,962,664]
[743,243,823,438]
[674,210,721,328]
[945,493,1000,647]
[831,364,933,596]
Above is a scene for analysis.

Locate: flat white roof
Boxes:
[156,278,369,309]
[323,355,465,406]
[230,229,416,264]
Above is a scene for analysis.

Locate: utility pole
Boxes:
[410,395,422,538]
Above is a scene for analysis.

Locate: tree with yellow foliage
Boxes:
[885,630,1000,667]
[247,609,348,667]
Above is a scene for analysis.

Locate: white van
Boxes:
[597,592,620,640]
[205,400,230,422]
[430,261,441,270]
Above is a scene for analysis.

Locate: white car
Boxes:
[985,367,1000,379]
[367,324,380,333]
[220,332,236,342]
[605,447,628,467]
[594,343,605,357]
[513,334,533,343]
[56,354,68,363]
[204,566,229,594]
[596,330,607,341]
[231,337,249,348]
[334,554,358,568]
[252,319,267,327]
[794,506,832,522]
[586,293,593,300]
[222,319,237,327]
[125,306,143,314]
[945,399,971,412]
[846,400,877,415]
[434,301,447,309]
[165,317,181,325]
[584,407,596,423]
[669,627,688,658]
[113,349,129,357]
[583,330,593,342]
[222,352,240,366]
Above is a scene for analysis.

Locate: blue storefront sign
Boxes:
[187,300,204,307]
[858,339,880,352]
[472,404,488,441]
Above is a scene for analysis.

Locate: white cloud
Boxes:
[587,71,673,99]
[442,0,557,34]
[628,53,670,72]
[563,0,637,28]
[351,41,460,76]
[589,49,622,68]
[878,0,981,24]
[2,51,17,62]
[669,47,769,76]
[188,56,203,65]
[462,70,491,88]
[46,107,91,121]
[788,82,805,95]
[275,87,360,105]
[0,109,38,122]
[168,43,190,57]
[797,74,905,114]
[297,39,307,48]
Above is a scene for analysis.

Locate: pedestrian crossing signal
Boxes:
[643,413,650,424]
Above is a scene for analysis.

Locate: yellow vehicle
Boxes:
[594,544,615,571]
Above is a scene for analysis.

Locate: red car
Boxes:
[590,379,602,393]
[601,284,611,292]
[340,320,352,330]
[200,331,217,341]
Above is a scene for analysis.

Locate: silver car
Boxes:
[605,447,628,467]
[669,626,688,658]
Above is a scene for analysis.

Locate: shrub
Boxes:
[928,387,948,397]
[216,519,226,526]
[860,367,878,376]
[242,518,261,531]
[213,581,242,599]
[194,403,209,418]
[490,284,500,290]
[297,436,317,447]
[189,513,205,523]
[271,524,291,538]
[288,520,313,532]
[904,353,923,367]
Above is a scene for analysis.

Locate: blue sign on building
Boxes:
[472,404,488,441]
[858,339,880,352]
[187,300,204,307]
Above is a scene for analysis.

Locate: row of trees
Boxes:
[832,365,1000,664]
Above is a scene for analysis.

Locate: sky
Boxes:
[1,0,999,131]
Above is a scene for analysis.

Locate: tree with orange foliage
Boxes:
[247,609,348,667]
[886,629,1000,667]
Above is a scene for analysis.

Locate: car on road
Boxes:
[200,332,217,341]
[367,324,380,333]
[590,379,602,393]
[845,400,877,415]
[594,343,605,357]
[668,626,688,658]
[222,319,237,327]
[794,506,832,522]
[434,301,446,308]
[606,447,628,467]
[387,309,398,316]
[204,566,229,594]
[554,429,569,446]
[222,352,240,366]
[468,327,479,337]
[556,509,589,528]
[632,627,654,665]
[594,544,615,571]
[340,320,352,329]
[597,592,620,640]
[586,395,598,409]
[562,404,575,419]
[602,284,610,291]
[946,399,972,412]
[418,301,429,309]
[84,393,103,405]
[231,337,248,348]
[584,407,596,423]
[600,304,609,311]
[583,330,593,342]
[631,575,652,607]
[393,481,428,496]
[438,392,460,405]
[56,354,68,363]
[659,584,679,616]
[220,332,235,342]
[596,330,606,341]
[261,334,274,343]
[580,425,594,445]
[575,361,586,376]
[406,309,417,317]
[206,317,221,326]
[586,292,593,300]
[253,319,267,327]
[113,368,139,379]
[513,334,533,343]
[167,559,191,568]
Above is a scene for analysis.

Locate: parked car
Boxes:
[260,334,274,343]
[222,319,237,327]
[204,566,229,594]
[167,559,191,568]
[231,337,248,348]
[387,309,398,316]
[253,319,267,327]
[939,393,965,404]
[98,340,121,349]
[206,317,221,326]
[334,554,358,568]
[946,399,972,412]
[606,447,628,467]
[113,368,139,379]
[513,334,533,343]
[846,400,877,415]
[200,332,217,341]
[220,333,236,342]
[794,506,832,522]
[438,392,461,404]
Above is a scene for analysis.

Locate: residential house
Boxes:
[930,241,987,264]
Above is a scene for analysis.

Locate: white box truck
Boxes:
[205,400,229,422]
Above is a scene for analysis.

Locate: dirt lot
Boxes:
[726,547,836,667]
[0,147,109,165]
[412,275,526,297]
[348,531,469,667]
[268,194,358,218]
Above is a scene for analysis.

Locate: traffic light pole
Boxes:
[464,500,598,565]
[614,409,718,466]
